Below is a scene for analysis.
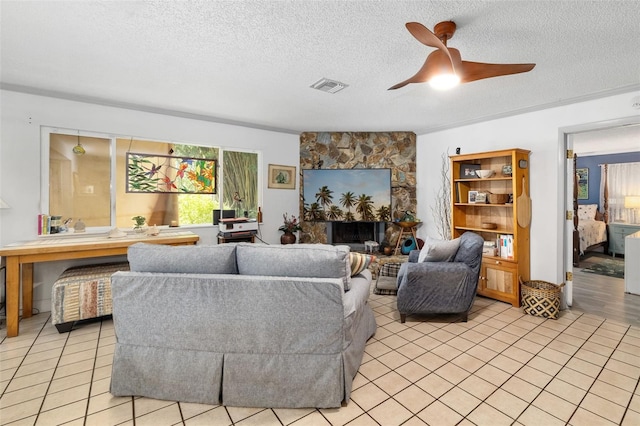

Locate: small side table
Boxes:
[391,221,421,255]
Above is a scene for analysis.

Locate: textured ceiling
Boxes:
[1,0,639,135]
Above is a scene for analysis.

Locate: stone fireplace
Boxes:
[299,132,417,247]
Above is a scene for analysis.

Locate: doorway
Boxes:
[560,116,640,323]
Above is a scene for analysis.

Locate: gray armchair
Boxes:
[396,232,484,323]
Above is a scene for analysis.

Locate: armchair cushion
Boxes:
[417,237,460,263]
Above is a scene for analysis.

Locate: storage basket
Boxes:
[520,278,565,319]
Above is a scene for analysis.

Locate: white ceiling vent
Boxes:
[310,78,348,94]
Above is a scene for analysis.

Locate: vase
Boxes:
[134,226,147,236]
[280,231,296,245]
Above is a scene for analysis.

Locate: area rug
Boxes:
[581,257,625,279]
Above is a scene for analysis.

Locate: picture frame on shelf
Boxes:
[475,192,487,204]
[268,164,296,189]
[468,190,478,204]
[460,163,481,178]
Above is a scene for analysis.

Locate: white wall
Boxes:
[2,88,638,314]
[415,90,640,286]
[0,90,300,312]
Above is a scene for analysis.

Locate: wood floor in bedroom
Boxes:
[572,253,640,326]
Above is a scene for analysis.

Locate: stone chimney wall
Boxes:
[299,132,416,244]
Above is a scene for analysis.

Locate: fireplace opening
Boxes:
[327,222,385,251]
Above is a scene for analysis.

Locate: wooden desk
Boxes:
[0,231,199,337]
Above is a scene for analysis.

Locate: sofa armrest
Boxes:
[398,261,471,288]
[343,269,372,321]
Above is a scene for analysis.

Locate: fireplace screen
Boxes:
[332,222,377,244]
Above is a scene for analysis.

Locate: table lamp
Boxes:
[625,196,640,224]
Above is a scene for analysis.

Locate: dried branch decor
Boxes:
[431,151,452,240]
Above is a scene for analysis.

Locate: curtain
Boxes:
[605,162,640,223]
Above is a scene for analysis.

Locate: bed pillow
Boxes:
[578,204,598,221]
[417,237,461,262]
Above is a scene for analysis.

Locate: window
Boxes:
[46,128,260,230]
[48,133,112,228]
[221,150,259,218]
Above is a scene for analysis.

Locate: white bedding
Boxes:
[578,219,607,254]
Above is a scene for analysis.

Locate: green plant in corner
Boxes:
[132,215,146,230]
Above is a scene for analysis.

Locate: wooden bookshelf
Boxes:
[451,149,531,307]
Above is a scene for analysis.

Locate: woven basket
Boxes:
[520,278,565,319]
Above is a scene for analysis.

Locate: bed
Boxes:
[572,156,609,267]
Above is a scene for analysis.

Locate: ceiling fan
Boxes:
[389,21,535,90]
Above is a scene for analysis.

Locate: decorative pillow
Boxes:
[349,252,375,277]
[128,243,238,274]
[417,237,461,262]
[578,204,598,221]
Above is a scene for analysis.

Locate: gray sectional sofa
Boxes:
[109,242,377,408]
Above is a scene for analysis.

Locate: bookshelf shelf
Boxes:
[454,226,510,234]
[450,148,530,307]
[454,203,512,207]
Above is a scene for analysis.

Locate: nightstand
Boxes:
[608,223,640,257]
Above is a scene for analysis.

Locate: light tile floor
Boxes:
[1,293,640,425]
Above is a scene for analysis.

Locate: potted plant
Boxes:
[132,215,147,234]
[278,213,302,244]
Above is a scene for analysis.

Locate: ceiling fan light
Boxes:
[429,73,460,90]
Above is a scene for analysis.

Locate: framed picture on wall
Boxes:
[268,164,296,189]
[576,167,588,200]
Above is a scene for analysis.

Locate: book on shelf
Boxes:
[497,234,514,259]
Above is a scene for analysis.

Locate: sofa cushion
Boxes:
[236,243,350,288]
[417,237,460,262]
[349,252,375,277]
[128,243,238,274]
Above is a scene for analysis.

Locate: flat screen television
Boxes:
[302,168,392,222]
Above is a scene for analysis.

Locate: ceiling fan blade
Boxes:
[405,22,448,51]
[388,59,430,90]
[405,22,455,68]
[458,61,536,83]
[388,79,413,90]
